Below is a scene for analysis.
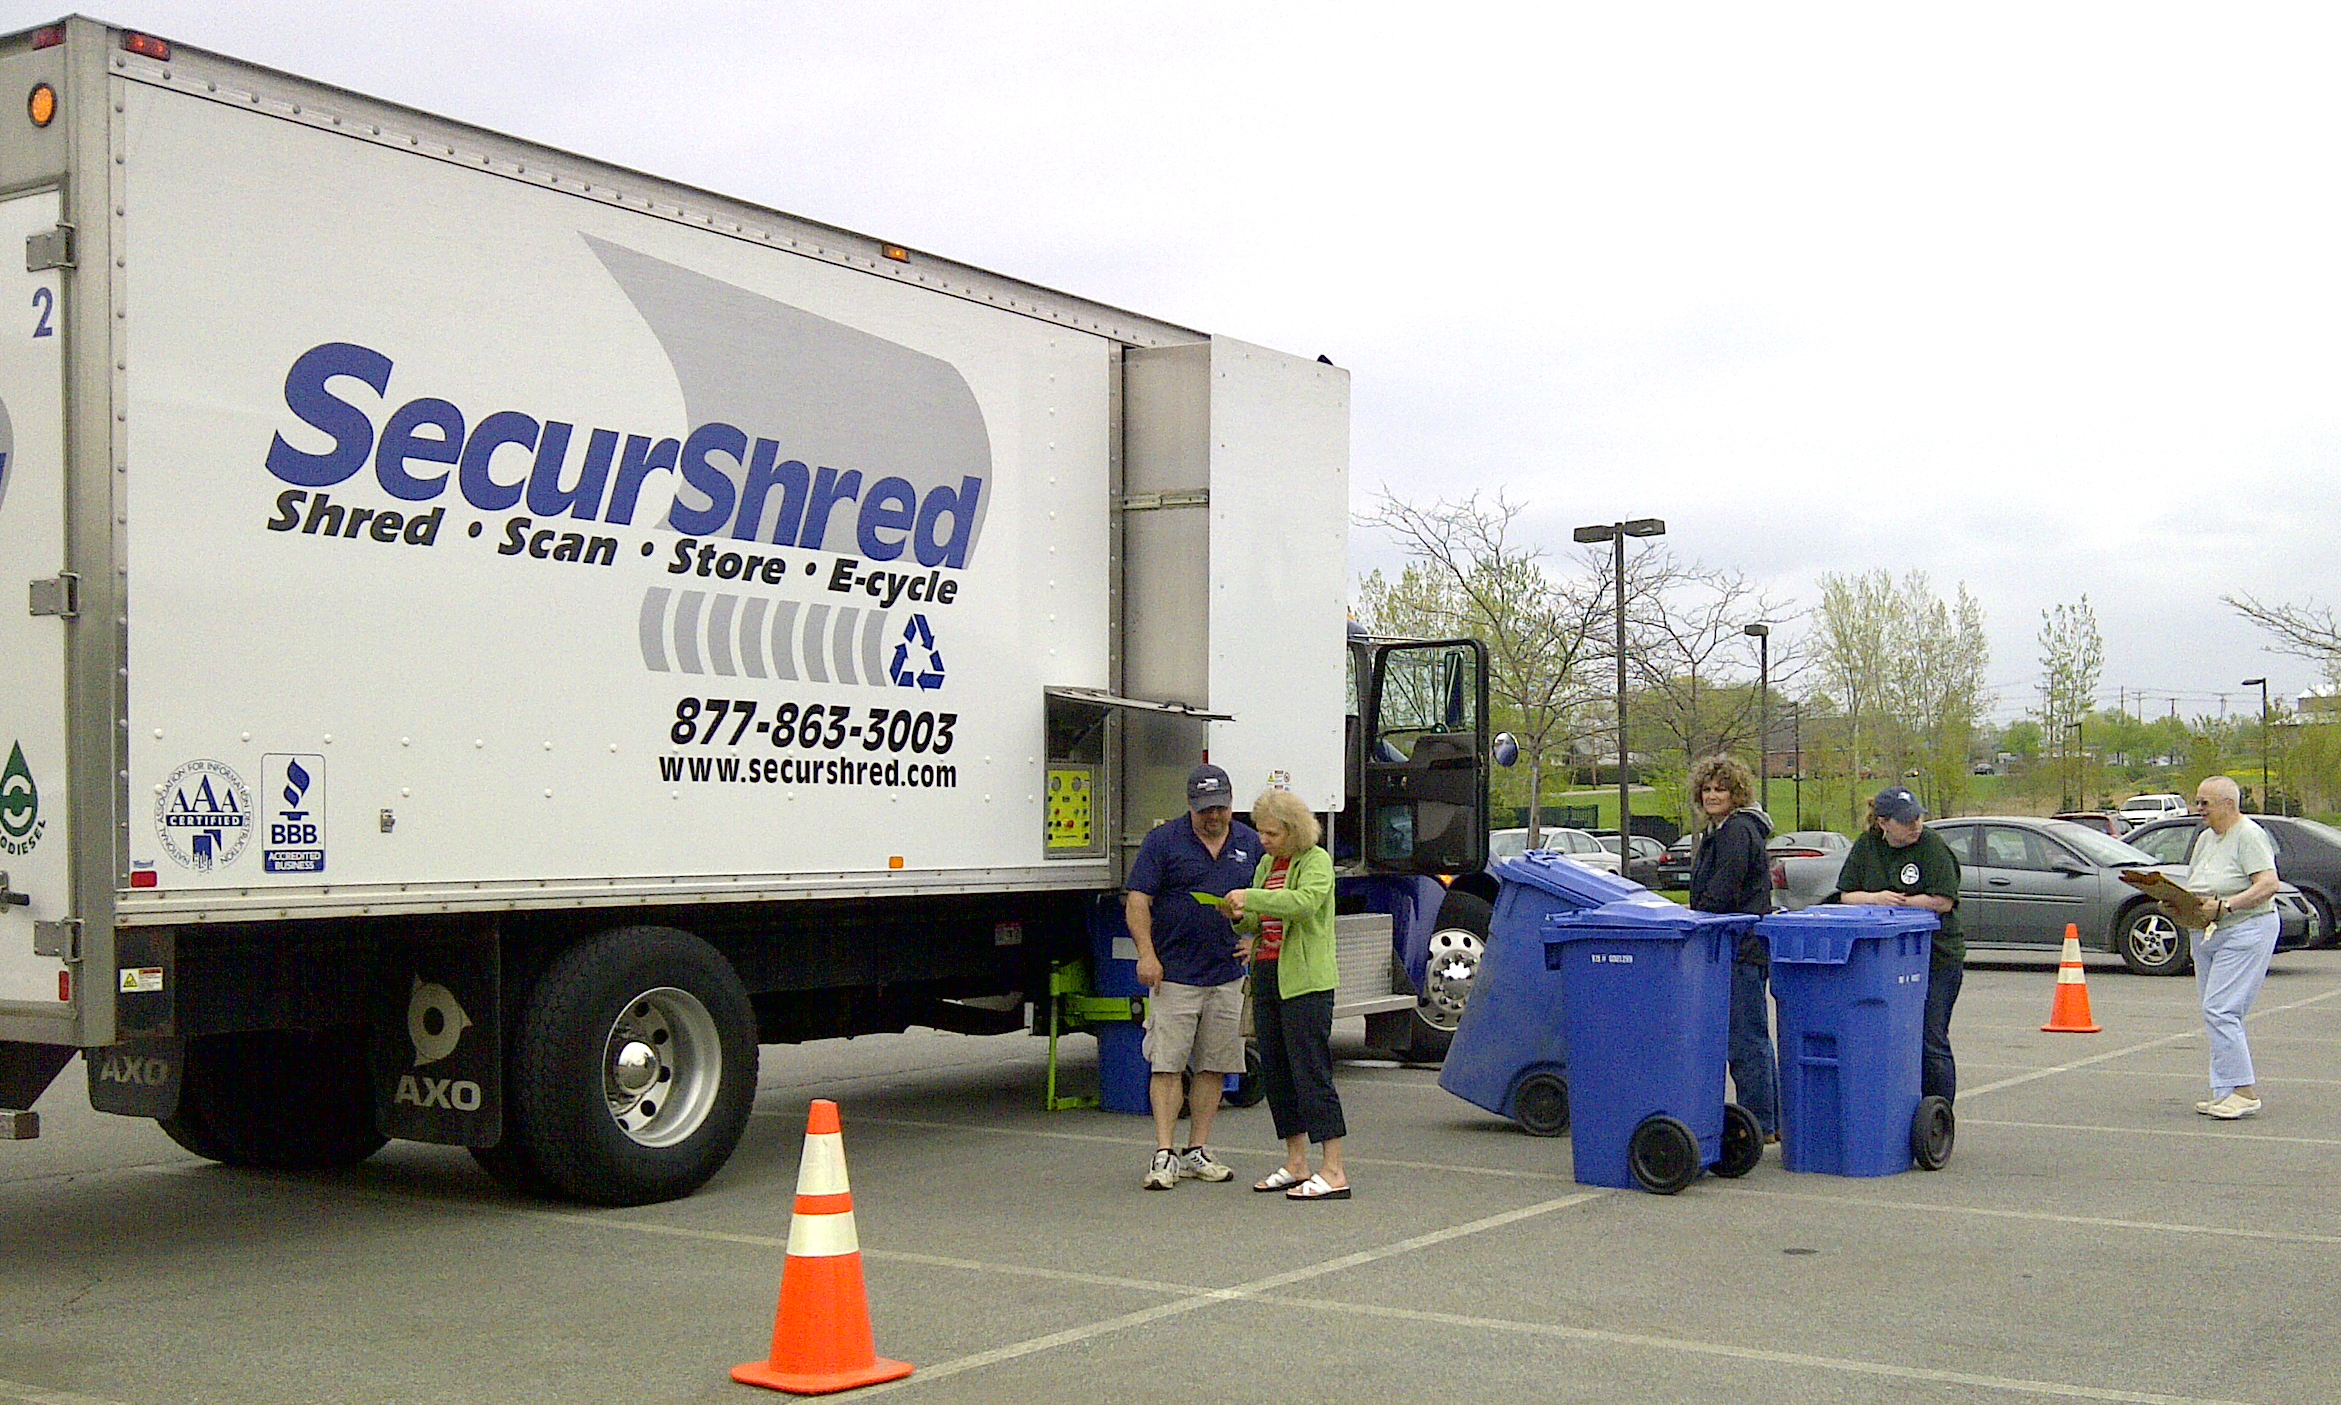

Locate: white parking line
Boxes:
[1252,1294,2272,1405]
[852,1192,1604,1394]
[1962,984,2341,1099]
[0,1377,131,1405]
[1963,1117,2341,1149]
[1717,1185,2341,1247]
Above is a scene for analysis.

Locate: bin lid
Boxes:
[1757,903,1940,964]
[1542,900,1761,942]
[1490,851,1654,908]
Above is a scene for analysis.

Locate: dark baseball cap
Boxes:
[1873,786,1925,823]
[1186,764,1234,811]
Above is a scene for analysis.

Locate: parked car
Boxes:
[1767,830,1853,911]
[2051,811,2135,838]
[2123,814,2341,948]
[1487,826,1622,873]
[1595,832,1666,886]
[1655,834,1696,890]
[1926,816,2314,975]
[2116,793,2191,825]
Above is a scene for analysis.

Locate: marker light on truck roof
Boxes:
[880,244,910,263]
[26,82,54,128]
[121,32,171,61]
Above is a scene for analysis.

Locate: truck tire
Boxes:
[1394,890,1493,1064]
[505,926,758,1206]
[160,1026,386,1172]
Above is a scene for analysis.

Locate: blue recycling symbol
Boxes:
[890,614,946,690]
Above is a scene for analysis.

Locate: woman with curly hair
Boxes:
[1687,753,1778,1145]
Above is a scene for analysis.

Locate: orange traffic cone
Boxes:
[732,1100,913,1395]
[2041,925,2102,1033]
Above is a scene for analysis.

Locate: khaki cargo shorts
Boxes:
[1143,979,1245,1074]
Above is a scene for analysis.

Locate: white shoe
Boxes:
[1143,1149,1179,1190]
[2207,1093,2262,1120]
[1177,1146,1234,1182]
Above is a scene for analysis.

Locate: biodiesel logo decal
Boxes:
[0,742,44,856]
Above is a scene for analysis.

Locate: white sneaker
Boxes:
[1177,1146,1234,1182]
[2207,1093,2262,1120]
[1144,1148,1179,1190]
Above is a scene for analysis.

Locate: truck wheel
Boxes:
[160,1026,386,1171]
[1382,890,1492,1064]
[1509,1069,1569,1137]
[2117,904,2191,976]
[507,926,758,1206]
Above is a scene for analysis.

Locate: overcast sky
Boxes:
[16,2,2337,722]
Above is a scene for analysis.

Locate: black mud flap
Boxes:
[86,1036,182,1118]
[371,938,500,1145]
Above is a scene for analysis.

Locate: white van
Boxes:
[2117,793,2191,822]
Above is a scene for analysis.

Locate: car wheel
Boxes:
[1713,1103,1763,1179]
[2117,904,2192,977]
[1509,1069,1569,1137]
[1627,1114,1701,1195]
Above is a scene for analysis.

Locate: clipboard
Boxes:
[2118,869,2215,927]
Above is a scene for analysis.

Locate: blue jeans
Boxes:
[1923,960,1963,1103]
[1728,959,1780,1135]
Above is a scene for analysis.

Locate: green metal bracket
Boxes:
[1043,959,1148,1111]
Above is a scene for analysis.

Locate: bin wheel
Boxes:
[1222,1042,1266,1109]
[1911,1095,1955,1170]
[1627,1114,1701,1195]
[1713,1103,1763,1179]
[1510,1071,1569,1137]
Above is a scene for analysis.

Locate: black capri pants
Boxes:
[1251,965,1346,1144]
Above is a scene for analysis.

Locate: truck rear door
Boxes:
[0,188,75,1026]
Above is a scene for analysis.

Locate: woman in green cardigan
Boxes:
[1226,787,1347,1200]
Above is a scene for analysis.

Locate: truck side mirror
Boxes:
[1492,733,1519,767]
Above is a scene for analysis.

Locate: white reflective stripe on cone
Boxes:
[795,1132,851,1197]
[2057,965,2088,984]
[787,1210,861,1258]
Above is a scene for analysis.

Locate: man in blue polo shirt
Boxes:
[1125,764,1259,1190]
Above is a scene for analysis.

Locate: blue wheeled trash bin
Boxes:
[1438,853,1662,1137]
[1543,902,1768,1194]
[1760,905,1954,1175]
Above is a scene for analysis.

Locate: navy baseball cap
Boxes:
[1873,786,1925,823]
[1186,764,1234,811]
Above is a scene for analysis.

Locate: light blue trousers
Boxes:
[2192,910,2279,1096]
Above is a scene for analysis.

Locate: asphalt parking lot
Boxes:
[2,948,2338,1405]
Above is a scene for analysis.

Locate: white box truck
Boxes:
[0,17,1507,1204]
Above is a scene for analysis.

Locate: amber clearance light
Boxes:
[26,82,54,128]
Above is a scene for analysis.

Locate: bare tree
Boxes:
[1357,490,1607,840]
[2226,593,2341,689]
[1624,554,1799,782]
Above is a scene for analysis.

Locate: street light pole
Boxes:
[1743,622,1770,814]
[1574,517,1666,843]
[2242,677,2269,810]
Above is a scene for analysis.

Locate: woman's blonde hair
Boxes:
[1687,754,1755,811]
[1250,787,1320,853]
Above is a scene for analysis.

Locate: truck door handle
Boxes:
[0,872,27,907]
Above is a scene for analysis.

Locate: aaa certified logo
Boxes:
[154,759,252,871]
[0,741,43,856]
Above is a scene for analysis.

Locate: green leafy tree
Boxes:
[2037,597,2104,808]
[1809,570,1990,824]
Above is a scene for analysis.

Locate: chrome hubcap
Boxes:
[1419,927,1484,1032]
[602,986,723,1147]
